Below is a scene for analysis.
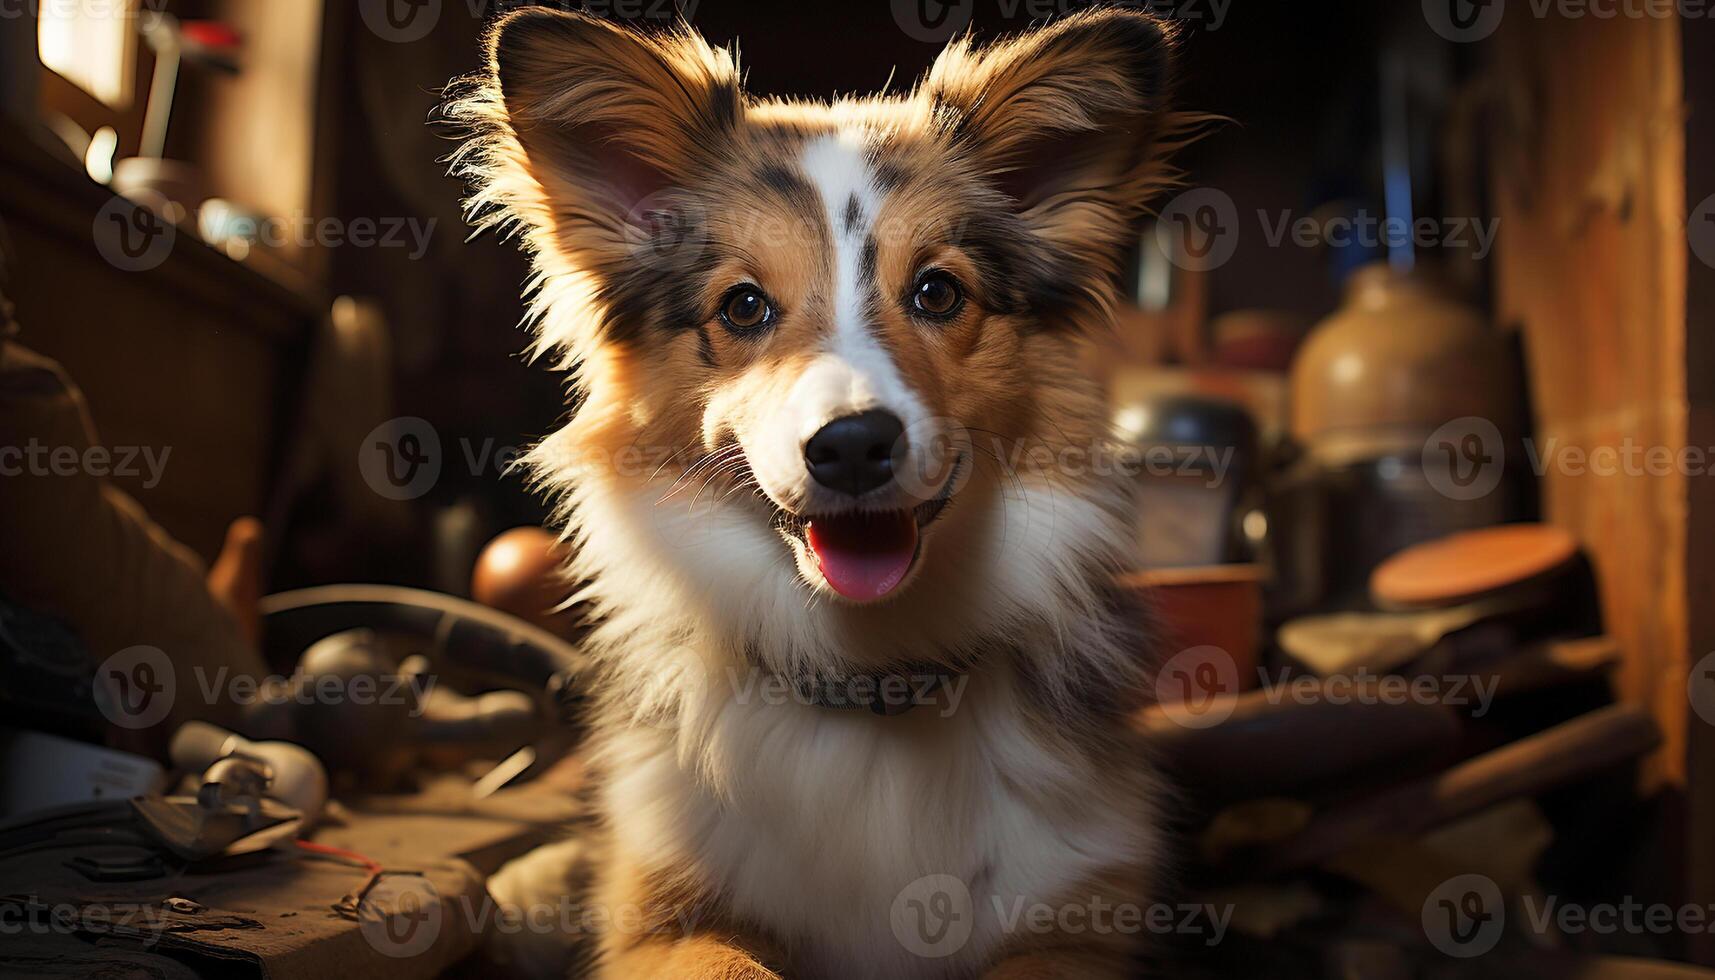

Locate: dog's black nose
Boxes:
[804,410,905,496]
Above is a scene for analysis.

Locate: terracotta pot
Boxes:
[1119,564,1266,695]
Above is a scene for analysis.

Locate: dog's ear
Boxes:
[924,8,1179,267]
[475,8,738,268]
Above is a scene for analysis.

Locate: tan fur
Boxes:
[448,8,1194,978]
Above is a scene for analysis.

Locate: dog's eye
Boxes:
[911,271,963,319]
[719,286,773,332]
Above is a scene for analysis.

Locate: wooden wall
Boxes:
[1488,11,1715,961]
[1682,18,1715,969]
[1490,9,1714,962]
[1491,9,1688,788]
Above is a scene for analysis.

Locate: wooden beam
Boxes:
[1489,1,1688,793]
[1680,14,1715,969]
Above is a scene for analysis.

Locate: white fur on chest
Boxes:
[549,468,1156,976]
[601,668,1146,980]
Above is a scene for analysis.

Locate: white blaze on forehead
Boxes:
[740,131,932,513]
[794,131,920,429]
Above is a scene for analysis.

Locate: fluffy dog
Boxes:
[450,7,1191,977]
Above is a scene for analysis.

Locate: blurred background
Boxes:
[1,1,1713,978]
[0,0,1522,583]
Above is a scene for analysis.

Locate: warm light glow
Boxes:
[1331,352,1366,385]
[37,0,137,109]
[84,125,118,183]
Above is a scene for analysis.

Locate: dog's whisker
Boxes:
[648,444,697,483]
[657,444,746,506]
[687,457,751,515]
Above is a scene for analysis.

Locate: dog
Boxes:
[449,6,1192,977]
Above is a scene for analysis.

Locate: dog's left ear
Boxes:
[453,10,739,308]
[924,8,1179,261]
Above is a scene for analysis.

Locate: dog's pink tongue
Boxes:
[806,511,918,601]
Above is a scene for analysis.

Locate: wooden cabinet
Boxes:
[0,124,316,561]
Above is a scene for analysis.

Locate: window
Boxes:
[37,0,139,109]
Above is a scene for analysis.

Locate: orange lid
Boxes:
[1370,524,1579,608]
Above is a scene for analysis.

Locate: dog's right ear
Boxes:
[465,9,739,271]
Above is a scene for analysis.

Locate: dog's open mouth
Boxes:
[774,462,960,602]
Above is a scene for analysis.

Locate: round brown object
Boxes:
[1370,524,1579,609]
[471,527,578,637]
[1290,264,1519,464]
